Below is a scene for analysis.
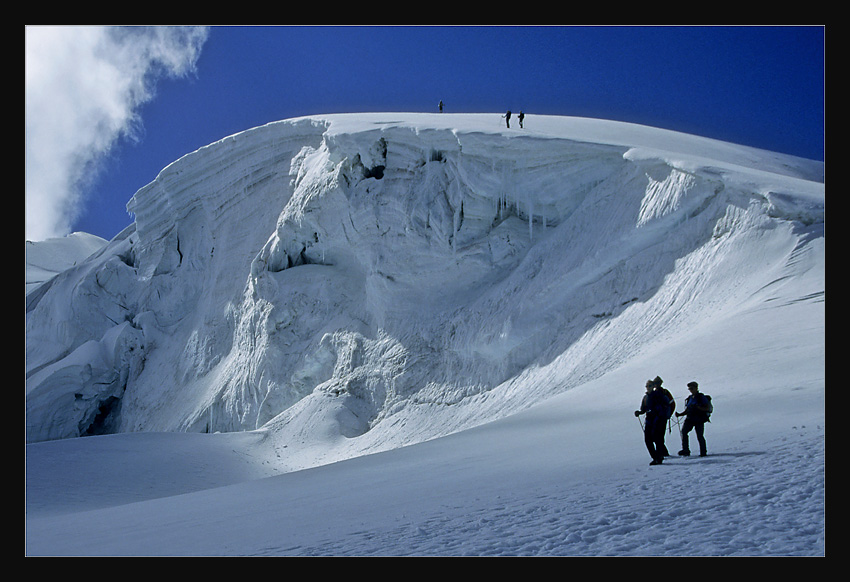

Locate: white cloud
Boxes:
[25,26,209,241]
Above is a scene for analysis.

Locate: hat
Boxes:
[687,381,699,389]
[653,376,663,386]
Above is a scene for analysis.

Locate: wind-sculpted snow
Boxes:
[25,113,824,461]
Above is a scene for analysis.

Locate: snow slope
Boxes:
[25,113,824,555]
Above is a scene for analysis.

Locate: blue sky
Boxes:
[25,26,824,242]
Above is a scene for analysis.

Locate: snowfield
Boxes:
[25,113,824,556]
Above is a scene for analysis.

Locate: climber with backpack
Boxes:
[635,378,672,465]
[675,381,713,457]
[653,376,675,456]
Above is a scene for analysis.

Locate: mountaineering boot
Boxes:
[678,450,690,456]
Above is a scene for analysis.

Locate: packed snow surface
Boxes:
[25,113,824,555]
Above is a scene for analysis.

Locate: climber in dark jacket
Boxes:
[636,379,670,465]
[676,381,712,457]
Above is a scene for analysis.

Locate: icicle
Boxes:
[453,199,463,252]
[452,205,458,253]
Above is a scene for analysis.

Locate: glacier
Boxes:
[25,113,823,473]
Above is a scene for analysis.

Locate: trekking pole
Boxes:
[636,414,644,432]
[672,414,682,434]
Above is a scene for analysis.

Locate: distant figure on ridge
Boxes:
[518,111,525,128]
[503,110,511,128]
[439,100,444,113]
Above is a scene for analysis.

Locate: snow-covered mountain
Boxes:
[25,113,824,556]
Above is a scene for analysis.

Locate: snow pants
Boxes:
[644,416,667,462]
[681,418,707,456]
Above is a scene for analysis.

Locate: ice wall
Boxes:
[25,114,824,444]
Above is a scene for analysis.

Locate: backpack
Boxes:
[663,388,675,419]
[703,394,713,421]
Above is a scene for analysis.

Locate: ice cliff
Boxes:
[25,113,824,460]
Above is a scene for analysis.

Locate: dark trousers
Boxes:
[681,418,707,455]
[644,417,667,461]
